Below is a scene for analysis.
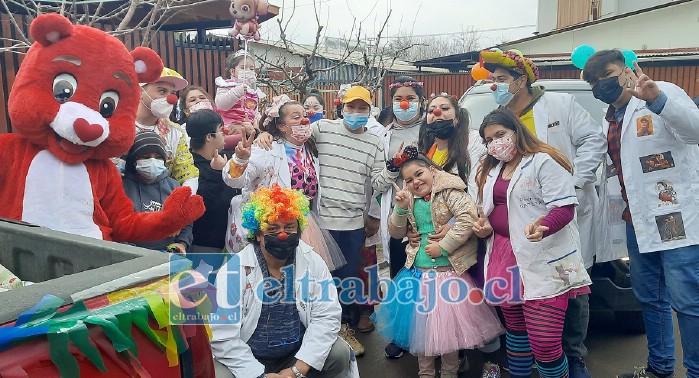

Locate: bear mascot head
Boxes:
[0,14,204,242]
[9,14,162,164]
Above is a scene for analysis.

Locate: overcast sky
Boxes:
[258,0,539,47]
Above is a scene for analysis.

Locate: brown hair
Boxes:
[258,101,318,158]
[476,108,573,200]
[418,95,471,184]
[179,85,212,114]
[223,53,255,80]
[582,49,625,84]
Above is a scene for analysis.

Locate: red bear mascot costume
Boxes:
[0,14,204,241]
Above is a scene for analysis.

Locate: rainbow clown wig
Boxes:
[241,184,310,238]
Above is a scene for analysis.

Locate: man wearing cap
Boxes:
[257,85,399,356]
[480,48,607,378]
[136,67,199,192]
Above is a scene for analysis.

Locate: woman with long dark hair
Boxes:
[474,108,591,378]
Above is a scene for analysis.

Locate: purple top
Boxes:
[489,168,575,238]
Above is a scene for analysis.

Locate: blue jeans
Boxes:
[329,228,365,281]
[627,224,699,376]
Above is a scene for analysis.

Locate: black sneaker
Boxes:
[384,343,405,359]
[568,357,592,378]
[616,366,675,378]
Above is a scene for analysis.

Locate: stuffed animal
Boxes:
[1,13,205,242]
[228,0,269,41]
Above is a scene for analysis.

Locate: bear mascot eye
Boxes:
[99,91,120,118]
[53,73,78,103]
[241,4,250,12]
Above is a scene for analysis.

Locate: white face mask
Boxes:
[135,158,167,180]
[237,70,256,89]
[143,89,174,119]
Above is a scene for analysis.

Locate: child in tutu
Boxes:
[371,146,504,378]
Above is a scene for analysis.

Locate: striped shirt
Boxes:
[313,119,398,230]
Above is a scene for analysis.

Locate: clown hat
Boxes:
[155,67,188,91]
[480,49,539,84]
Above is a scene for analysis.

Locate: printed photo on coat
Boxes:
[655,212,687,242]
[639,151,675,173]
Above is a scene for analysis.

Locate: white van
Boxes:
[459,79,645,333]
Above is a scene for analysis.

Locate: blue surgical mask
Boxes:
[393,101,419,122]
[492,82,516,106]
[135,158,167,181]
[343,113,369,130]
[308,112,324,123]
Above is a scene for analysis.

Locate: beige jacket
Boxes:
[388,170,478,275]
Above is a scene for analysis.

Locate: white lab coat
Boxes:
[481,154,592,300]
[376,128,485,262]
[221,141,321,253]
[210,241,359,378]
[532,91,607,267]
[597,82,699,253]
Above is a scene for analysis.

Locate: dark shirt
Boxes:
[247,245,305,360]
[191,151,241,249]
[122,170,193,250]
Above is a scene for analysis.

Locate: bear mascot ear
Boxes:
[131,46,163,84]
[29,13,74,46]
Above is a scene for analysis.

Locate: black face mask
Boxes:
[263,232,300,260]
[592,73,625,105]
[426,119,456,139]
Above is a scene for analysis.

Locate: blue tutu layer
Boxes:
[370,267,423,350]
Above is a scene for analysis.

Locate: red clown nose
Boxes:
[300,118,310,125]
[277,232,289,240]
[333,98,341,106]
[400,99,409,110]
[166,94,178,104]
[433,108,442,116]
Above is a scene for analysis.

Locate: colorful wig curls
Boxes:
[241,184,310,238]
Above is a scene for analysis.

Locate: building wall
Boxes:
[509,0,699,54]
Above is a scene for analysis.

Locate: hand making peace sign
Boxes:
[468,205,493,239]
[392,181,411,210]
[210,149,228,170]
[524,215,549,242]
[625,61,661,103]
[235,128,256,161]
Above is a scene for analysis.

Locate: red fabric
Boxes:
[605,106,631,222]
[0,14,204,241]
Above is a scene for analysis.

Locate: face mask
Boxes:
[308,112,324,123]
[492,82,516,106]
[237,70,256,88]
[188,100,213,114]
[263,231,300,260]
[487,133,517,162]
[143,90,174,119]
[135,158,167,180]
[592,74,625,105]
[290,123,312,143]
[393,101,419,122]
[426,119,456,139]
[344,113,369,130]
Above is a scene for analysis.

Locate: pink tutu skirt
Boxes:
[302,212,346,271]
[372,267,504,356]
[226,196,345,271]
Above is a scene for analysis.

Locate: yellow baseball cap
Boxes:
[343,86,371,105]
[155,67,188,90]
